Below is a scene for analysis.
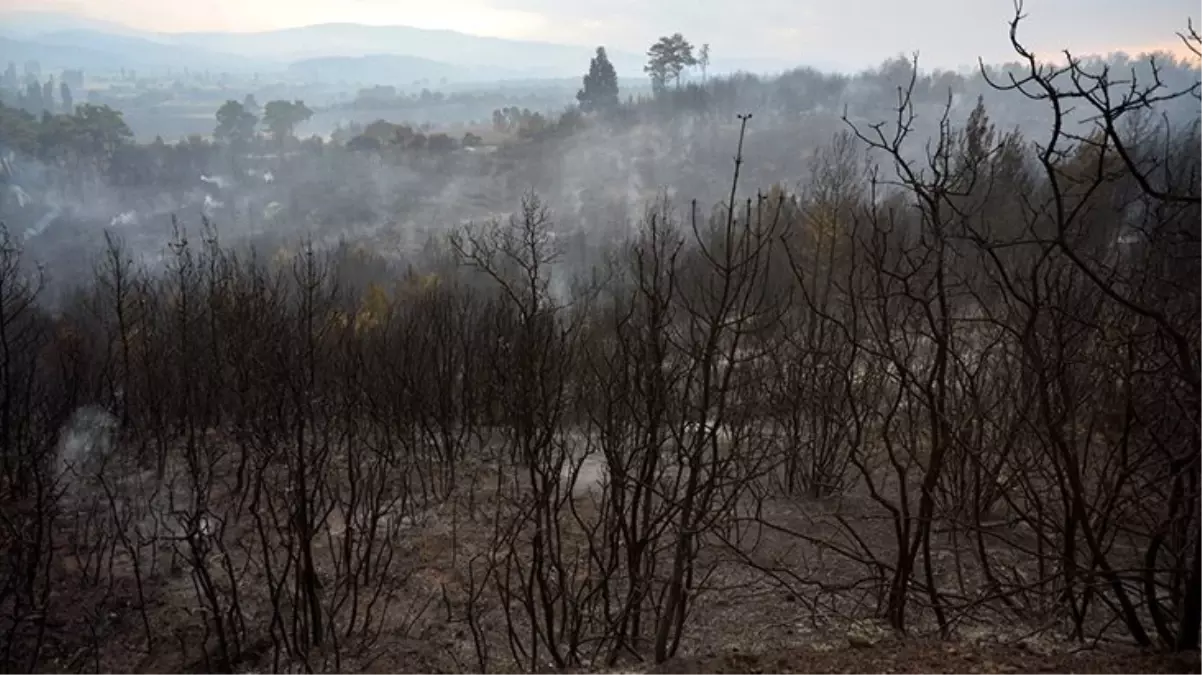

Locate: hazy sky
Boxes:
[5,0,1199,69]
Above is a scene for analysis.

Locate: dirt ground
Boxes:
[651,640,1201,674]
[350,634,1202,672]
[25,448,1201,675]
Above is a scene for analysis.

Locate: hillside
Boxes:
[4,29,274,73]
[286,53,534,85]
[0,11,801,80]
[0,35,123,71]
[0,8,1197,674]
[0,11,657,80]
[0,10,148,39]
[170,23,651,77]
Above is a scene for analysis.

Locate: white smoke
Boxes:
[110,210,139,227]
[7,184,31,208]
[24,206,60,241]
[199,174,232,189]
[56,405,120,483]
[203,194,224,216]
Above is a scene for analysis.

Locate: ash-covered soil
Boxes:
[652,640,1200,674]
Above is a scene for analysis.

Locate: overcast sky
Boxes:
[5,0,1199,70]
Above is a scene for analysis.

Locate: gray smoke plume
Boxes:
[56,404,120,483]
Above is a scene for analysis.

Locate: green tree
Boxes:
[34,103,132,169]
[346,134,381,152]
[362,119,415,146]
[427,132,457,153]
[72,103,133,158]
[698,43,710,84]
[576,46,620,113]
[0,103,39,155]
[645,33,696,93]
[262,99,313,144]
[36,110,76,164]
[214,99,258,145]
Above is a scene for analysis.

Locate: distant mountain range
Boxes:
[285,54,541,86]
[170,23,651,76]
[0,11,150,39]
[0,10,802,85]
[0,30,271,73]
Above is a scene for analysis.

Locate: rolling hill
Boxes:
[0,10,798,83]
[0,10,150,39]
[170,23,649,77]
[4,29,275,73]
[286,54,537,85]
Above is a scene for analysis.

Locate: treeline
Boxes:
[0,20,1198,670]
[0,102,132,167]
[1,44,1196,193]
